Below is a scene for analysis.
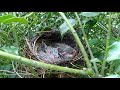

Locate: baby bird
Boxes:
[37,41,61,64]
[53,43,76,61]
[37,41,76,64]
[38,41,47,52]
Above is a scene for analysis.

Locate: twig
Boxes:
[59,12,92,69]
[0,70,33,75]
[101,14,112,76]
[0,50,93,76]
[75,12,99,77]
[12,62,23,78]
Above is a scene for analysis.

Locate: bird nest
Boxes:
[25,30,84,65]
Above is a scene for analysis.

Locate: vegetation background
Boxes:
[0,12,120,78]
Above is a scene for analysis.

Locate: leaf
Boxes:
[82,19,91,24]
[81,12,101,17]
[106,41,120,61]
[0,30,11,45]
[9,75,17,78]
[0,46,19,55]
[0,64,12,70]
[59,19,76,36]
[88,38,101,46]
[2,17,28,24]
[0,14,14,23]
[86,19,97,28]
[90,58,102,63]
[115,65,120,73]
[0,64,16,78]
[104,74,120,78]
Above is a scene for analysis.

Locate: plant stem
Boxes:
[12,13,19,47]
[24,12,35,18]
[75,12,99,76]
[11,23,19,47]
[59,12,92,69]
[0,50,93,76]
[108,61,114,73]
[101,14,112,76]
[12,62,23,78]
[74,12,94,59]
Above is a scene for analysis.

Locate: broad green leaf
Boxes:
[115,65,120,73]
[2,17,28,24]
[89,38,101,46]
[59,19,76,36]
[82,19,90,24]
[0,64,11,70]
[104,74,120,78]
[106,41,120,61]
[90,58,102,63]
[0,14,14,23]
[81,12,101,17]
[1,46,19,55]
[86,19,97,28]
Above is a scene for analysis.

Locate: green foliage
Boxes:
[59,19,77,36]
[0,64,11,70]
[0,46,19,55]
[106,41,120,61]
[0,12,120,78]
[2,17,28,24]
[0,14,14,22]
[104,74,120,78]
[90,58,102,63]
[80,12,101,17]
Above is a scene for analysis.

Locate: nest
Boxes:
[25,30,84,65]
